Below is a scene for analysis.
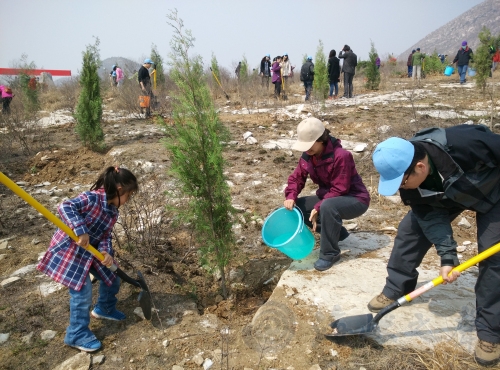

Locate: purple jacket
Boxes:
[272,62,281,83]
[285,138,370,211]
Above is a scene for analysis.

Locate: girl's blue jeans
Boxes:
[329,82,339,97]
[64,267,121,347]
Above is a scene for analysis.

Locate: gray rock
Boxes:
[246,136,258,144]
[15,181,28,186]
[345,223,357,231]
[40,330,57,341]
[92,355,105,365]
[52,352,90,370]
[134,307,145,320]
[31,238,41,245]
[162,339,170,347]
[10,264,37,277]
[21,332,34,344]
[243,131,252,140]
[1,277,21,287]
[457,246,467,252]
[0,333,10,344]
[0,241,7,250]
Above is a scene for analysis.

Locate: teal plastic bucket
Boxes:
[468,68,476,77]
[444,66,454,76]
[261,207,315,260]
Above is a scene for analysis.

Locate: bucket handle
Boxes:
[294,206,305,233]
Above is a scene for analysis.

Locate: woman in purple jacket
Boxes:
[272,55,282,99]
[284,117,370,271]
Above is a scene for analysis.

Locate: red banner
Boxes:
[0,68,72,76]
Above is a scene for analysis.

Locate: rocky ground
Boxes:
[1,74,500,370]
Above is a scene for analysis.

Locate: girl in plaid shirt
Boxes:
[37,166,138,352]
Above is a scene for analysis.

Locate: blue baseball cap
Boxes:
[372,137,414,196]
[307,56,312,60]
[144,58,154,64]
[266,54,270,57]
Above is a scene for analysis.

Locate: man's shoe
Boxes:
[339,227,350,242]
[475,340,500,366]
[66,339,102,352]
[91,306,126,321]
[367,293,394,313]
[314,255,340,271]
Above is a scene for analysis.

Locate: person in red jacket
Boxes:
[284,117,370,271]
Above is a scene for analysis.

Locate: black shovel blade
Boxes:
[325,313,375,337]
[136,271,152,320]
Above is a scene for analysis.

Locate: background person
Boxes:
[371,125,500,367]
[271,55,282,99]
[327,50,340,99]
[338,45,357,98]
[284,117,370,271]
[407,49,415,78]
[452,41,473,84]
[300,56,314,101]
[138,58,154,118]
[412,47,424,81]
[260,54,272,89]
[115,65,124,87]
[0,85,14,114]
[281,53,292,85]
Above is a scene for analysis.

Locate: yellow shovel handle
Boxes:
[0,171,105,262]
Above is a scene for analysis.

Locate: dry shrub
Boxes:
[39,78,80,113]
[113,174,173,261]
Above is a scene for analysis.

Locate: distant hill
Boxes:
[98,57,141,79]
[398,0,500,60]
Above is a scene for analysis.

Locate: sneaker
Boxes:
[66,339,101,352]
[91,306,126,321]
[314,255,340,271]
[327,96,333,100]
[367,293,394,313]
[475,340,500,366]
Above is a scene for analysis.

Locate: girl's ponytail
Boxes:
[91,166,138,200]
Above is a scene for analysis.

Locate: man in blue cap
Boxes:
[260,54,272,89]
[453,41,474,84]
[138,58,154,118]
[300,56,314,101]
[371,124,500,366]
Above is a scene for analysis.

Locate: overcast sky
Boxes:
[0,0,484,77]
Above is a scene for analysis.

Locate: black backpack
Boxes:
[300,62,313,82]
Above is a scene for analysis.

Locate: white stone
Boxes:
[463,120,474,125]
[10,264,37,277]
[330,349,338,357]
[380,226,398,232]
[172,366,184,370]
[192,354,204,365]
[458,217,472,228]
[252,181,262,186]
[457,246,467,252]
[353,144,367,152]
[16,181,28,186]
[378,125,390,133]
[39,281,64,297]
[52,352,90,370]
[1,276,21,287]
[0,333,9,344]
[384,195,401,204]
[345,223,357,231]
[226,180,234,187]
[134,307,146,320]
[246,136,258,144]
[203,358,214,370]
[0,241,7,250]
[162,339,170,347]
[40,330,57,340]
[309,365,322,370]
[463,241,472,246]
[243,131,253,140]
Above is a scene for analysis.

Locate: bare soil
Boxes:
[1,74,499,370]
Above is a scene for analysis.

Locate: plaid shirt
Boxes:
[37,188,119,291]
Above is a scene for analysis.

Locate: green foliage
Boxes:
[365,42,381,90]
[74,38,104,150]
[150,44,166,87]
[18,54,39,114]
[163,10,234,298]
[239,55,249,85]
[475,27,495,91]
[356,60,370,70]
[210,53,220,82]
[423,53,445,75]
[313,40,329,100]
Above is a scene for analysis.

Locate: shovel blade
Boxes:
[326,313,375,337]
[136,271,152,320]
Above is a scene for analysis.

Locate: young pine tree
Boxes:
[313,40,329,100]
[475,27,494,92]
[74,38,104,150]
[150,44,166,88]
[18,54,39,115]
[365,41,381,90]
[239,55,249,85]
[210,53,221,83]
[163,10,234,298]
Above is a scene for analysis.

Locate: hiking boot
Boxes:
[314,255,340,271]
[367,293,394,313]
[91,306,126,321]
[66,339,102,352]
[475,339,500,366]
